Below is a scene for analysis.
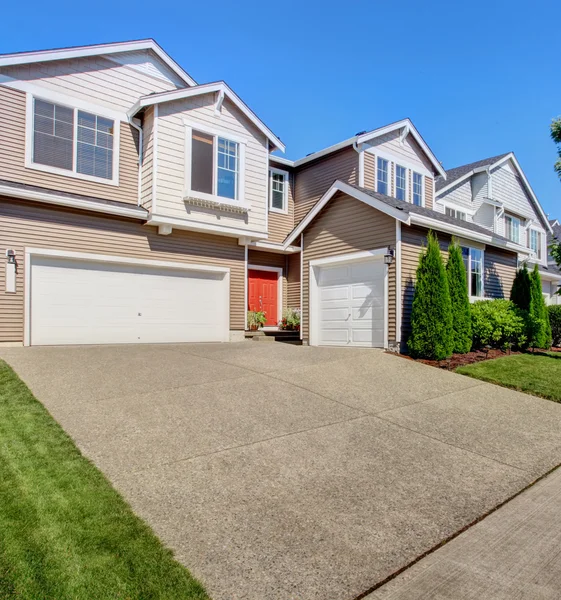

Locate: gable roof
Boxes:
[436,152,553,234]
[127,81,285,152]
[284,180,530,256]
[0,39,197,87]
[285,119,446,178]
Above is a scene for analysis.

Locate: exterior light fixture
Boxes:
[384,249,395,265]
[6,249,15,264]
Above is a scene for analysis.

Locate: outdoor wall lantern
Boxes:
[384,249,395,265]
[5,249,16,293]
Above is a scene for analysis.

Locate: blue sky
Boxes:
[2,0,560,218]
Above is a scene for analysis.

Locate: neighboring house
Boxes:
[545,219,561,304]
[0,39,550,350]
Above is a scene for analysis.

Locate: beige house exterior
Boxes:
[0,39,554,349]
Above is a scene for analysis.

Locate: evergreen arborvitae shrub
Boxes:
[548,305,561,347]
[446,240,472,353]
[510,265,532,310]
[408,231,453,360]
[528,264,551,349]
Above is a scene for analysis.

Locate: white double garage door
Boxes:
[27,251,230,346]
[310,251,387,348]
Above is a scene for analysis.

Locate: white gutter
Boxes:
[128,118,143,206]
[0,183,148,220]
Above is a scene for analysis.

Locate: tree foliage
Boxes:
[510,265,532,311]
[446,240,472,353]
[552,117,561,180]
[528,264,552,349]
[408,231,453,360]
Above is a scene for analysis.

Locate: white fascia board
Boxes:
[357,119,447,179]
[0,183,148,220]
[0,39,197,87]
[436,165,492,197]
[147,213,268,240]
[283,180,410,248]
[249,241,301,254]
[539,270,561,282]
[128,82,285,152]
[292,136,357,168]
[269,155,294,167]
[409,213,531,255]
[492,153,553,235]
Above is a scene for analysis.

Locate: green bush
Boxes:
[446,240,472,353]
[510,265,531,310]
[471,299,528,350]
[528,265,551,349]
[547,305,561,347]
[408,231,453,360]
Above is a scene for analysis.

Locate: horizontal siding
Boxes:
[425,175,434,210]
[302,192,396,341]
[287,253,301,310]
[268,168,295,243]
[247,249,287,311]
[484,247,516,299]
[365,130,434,173]
[364,152,375,189]
[0,85,140,205]
[294,147,358,224]
[140,106,154,210]
[156,95,268,235]
[0,198,245,342]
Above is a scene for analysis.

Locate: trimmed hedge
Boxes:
[471,299,528,350]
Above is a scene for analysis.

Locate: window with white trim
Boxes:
[187,126,245,202]
[445,207,467,221]
[412,172,423,206]
[396,165,407,201]
[31,98,116,181]
[505,214,521,244]
[269,168,288,212]
[529,229,542,259]
[461,246,484,298]
[377,157,389,195]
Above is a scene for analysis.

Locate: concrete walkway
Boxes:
[370,465,561,600]
[2,342,561,600]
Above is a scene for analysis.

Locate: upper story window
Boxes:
[412,172,423,206]
[395,165,407,201]
[461,246,484,298]
[505,214,521,244]
[185,121,247,206]
[377,158,389,195]
[529,229,542,259]
[30,98,117,184]
[269,168,288,213]
[445,207,467,221]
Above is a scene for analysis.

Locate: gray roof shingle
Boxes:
[435,153,510,192]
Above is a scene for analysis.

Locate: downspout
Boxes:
[128,117,143,206]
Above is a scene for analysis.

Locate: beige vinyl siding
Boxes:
[247,249,287,311]
[425,176,433,210]
[287,252,301,310]
[400,225,517,348]
[294,147,358,225]
[267,167,295,243]
[484,247,517,299]
[0,53,180,113]
[140,106,155,210]
[155,95,269,235]
[0,198,245,342]
[302,192,396,342]
[0,85,140,205]
[364,152,375,189]
[365,130,434,174]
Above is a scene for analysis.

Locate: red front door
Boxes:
[248,269,278,326]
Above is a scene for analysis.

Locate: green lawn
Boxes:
[0,360,209,600]
[456,352,561,402]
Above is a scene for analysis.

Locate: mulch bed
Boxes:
[392,348,521,370]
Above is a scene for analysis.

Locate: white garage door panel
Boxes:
[315,257,386,348]
[30,257,228,346]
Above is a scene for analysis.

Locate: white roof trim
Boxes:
[283,180,411,248]
[539,270,561,282]
[0,183,148,220]
[249,241,301,254]
[292,136,357,168]
[127,81,285,152]
[269,155,294,167]
[0,39,197,87]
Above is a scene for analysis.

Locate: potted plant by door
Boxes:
[247,311,267,331]
[278,308,301,331]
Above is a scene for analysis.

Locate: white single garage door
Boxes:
[29,255,229,346]
[314,258,386,348]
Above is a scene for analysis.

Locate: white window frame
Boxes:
[529,228,544,261]
[412,171,424,207]
[395,164,408,202]
[376,157,390,195]
[461,246,485,300]
[183,118,247,209]
[269,167,289,214]
[505,214,521,244]
[445,206,467,221]
[25,93,120,186]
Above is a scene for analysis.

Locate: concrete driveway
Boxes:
[2,342,561,600]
